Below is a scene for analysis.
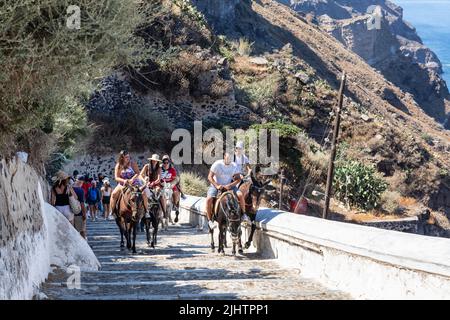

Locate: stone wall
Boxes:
[87,73,254,129]
[357,216,418,233]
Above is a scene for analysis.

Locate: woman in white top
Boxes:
[101,178,113,220]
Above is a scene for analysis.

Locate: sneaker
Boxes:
[208,220,216,230]
[108,215,115,221]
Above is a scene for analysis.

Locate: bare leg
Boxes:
[237,191,246,215]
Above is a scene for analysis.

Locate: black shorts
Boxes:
[102,196,111,205]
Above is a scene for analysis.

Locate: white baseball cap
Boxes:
[236,141,244,149]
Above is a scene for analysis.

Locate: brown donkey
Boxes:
[114,185,147,254]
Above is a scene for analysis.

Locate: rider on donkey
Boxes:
[234,141,252,223]
[110,150,149,218]
[141,154,162,192]
[206,152,244,230]
[160,155,181,222]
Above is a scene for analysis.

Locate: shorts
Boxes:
[55,205,74,222]
[74,215,85,234]
[102,196,111,205]
[87,199,97,206]
[207,184,238,198]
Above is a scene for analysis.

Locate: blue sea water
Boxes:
[394,0,450,84]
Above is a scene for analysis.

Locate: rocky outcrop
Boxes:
[275,0,450,125]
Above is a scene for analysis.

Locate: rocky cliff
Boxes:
[273,0,450,126]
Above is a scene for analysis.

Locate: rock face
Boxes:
[275,0,450,125]
[191,0,240,31]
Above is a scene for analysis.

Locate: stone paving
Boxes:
[40,214,350,300]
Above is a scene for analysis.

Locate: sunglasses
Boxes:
[163,160,169,164]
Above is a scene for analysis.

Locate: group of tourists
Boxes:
[50,152,181,239]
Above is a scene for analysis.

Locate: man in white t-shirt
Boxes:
[234,141,252,222]
[206,152,242,229]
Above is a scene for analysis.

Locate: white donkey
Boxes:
[160,181,174,230]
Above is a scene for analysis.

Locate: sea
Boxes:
[394,0,450,85]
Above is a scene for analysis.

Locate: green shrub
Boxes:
[0,0,166,156]
[236,73,282,107]
[173,0,208,28]
[180,171,209,197]
[333,160,388,210]
[251,121,302,138]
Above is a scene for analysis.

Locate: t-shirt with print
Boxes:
[161,167,177,183]
[210,160,238,186]
[234,153,250,175]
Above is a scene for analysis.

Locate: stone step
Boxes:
[98,259,277,271]
[42,290,345,300]
[42,277,347,300]
[53,268,296,283]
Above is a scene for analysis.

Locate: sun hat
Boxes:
[148,154,162,162]
[52,171,70,184]
[162,155,170,161]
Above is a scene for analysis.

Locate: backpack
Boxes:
[88,187,97,202]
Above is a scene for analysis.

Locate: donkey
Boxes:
[161,181,174,230]
[211,190,242,255]
[114,185,147,254]
[239,169,273,249]
[143,188,162,248]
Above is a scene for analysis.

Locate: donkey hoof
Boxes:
[174,216,179,223]
[238,249,244,255]
[120,243,125,248]
[244,242,251,249]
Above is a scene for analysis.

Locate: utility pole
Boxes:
[323,72,346,219]
[279,169,285,210]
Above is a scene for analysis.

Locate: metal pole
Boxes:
[323,72,346,219]
[279,169,285,210]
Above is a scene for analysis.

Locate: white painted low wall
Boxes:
[180,195,450,300]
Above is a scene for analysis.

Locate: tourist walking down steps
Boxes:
[50,171,77,226]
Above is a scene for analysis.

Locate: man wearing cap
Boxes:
[234,141,252,223]
[206,152,243,229]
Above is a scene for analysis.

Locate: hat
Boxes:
[148,154,161,162]
[52,171,70,183]
[162,155,170,161]
[103,178,110,185]
[236,141,245,149]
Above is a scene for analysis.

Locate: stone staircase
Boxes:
[40,214,349,300]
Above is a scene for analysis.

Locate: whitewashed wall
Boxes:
[180,195,450,299]
[0,158,99,300]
